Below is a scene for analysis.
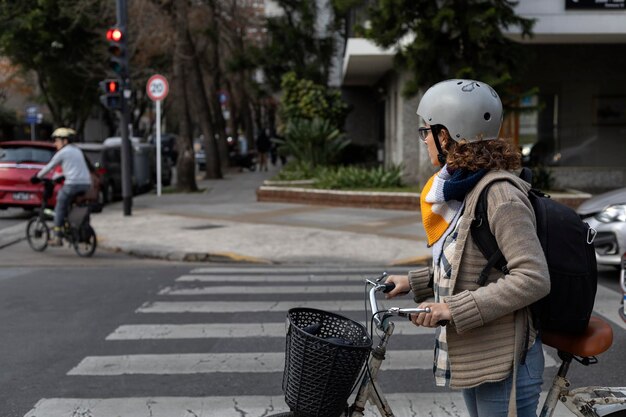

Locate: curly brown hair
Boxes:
[440,129,521,171]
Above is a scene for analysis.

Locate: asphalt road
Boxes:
[0,241,624,417]
[0,208,32,230]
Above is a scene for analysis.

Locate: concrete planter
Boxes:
[256,185,591,211]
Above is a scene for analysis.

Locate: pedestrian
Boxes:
[34,128,92,246]
[256,128,271,172]
[384,79,550,417]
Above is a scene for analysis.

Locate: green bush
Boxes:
[274,161,318,181]
[314,165,404,190]
[280,72,349,128]
[274,118,350,170]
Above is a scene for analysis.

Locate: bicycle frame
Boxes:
[541,352,626,417]
[347,275,429,417]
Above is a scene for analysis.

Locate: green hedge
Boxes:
[275,163,404,190]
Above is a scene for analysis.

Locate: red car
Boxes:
[0,141,62,210]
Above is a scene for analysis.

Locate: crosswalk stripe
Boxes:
[23,393,574,417]
[67,350,436,375]
[189,267,404,274]
[105,321,435,340]
[159,285,367,295]
[177,274,369,283]
[67,350,558,376]
[137,300,416,313]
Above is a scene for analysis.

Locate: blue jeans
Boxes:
[462,338,544,417]
[54,183,91,232]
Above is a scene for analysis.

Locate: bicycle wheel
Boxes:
[26,217,49,251]
[73,224,97,257]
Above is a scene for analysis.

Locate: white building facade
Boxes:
[341,0,626,192]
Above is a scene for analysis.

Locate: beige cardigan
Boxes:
[409,170,550,413]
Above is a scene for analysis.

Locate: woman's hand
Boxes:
[384,275,411,299]
[410,302,451,328]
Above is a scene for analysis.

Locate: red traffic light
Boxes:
[106,28,123,42]
[106,80,120,94]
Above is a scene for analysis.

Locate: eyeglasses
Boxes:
[418,127,433,142]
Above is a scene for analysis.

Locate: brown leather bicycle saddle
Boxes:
[542,316,613,358]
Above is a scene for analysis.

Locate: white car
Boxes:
[577,187,626,268]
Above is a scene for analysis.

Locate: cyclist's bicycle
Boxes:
[267,272,626,417]
[26,176,97,257]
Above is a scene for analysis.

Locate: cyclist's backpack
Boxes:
[471,168,598,334]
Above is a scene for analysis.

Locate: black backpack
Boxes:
[471,168,598,335]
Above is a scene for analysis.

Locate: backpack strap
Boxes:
[470,180,510,286]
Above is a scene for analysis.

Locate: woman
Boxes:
[385,79,550,417]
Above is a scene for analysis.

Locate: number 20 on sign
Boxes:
[146,74,169,102]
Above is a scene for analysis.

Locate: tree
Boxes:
[0,0,113,131]
[261,0,337,92]
[279,72,349,129]
[171,0,200,191]
[362,0,535,102]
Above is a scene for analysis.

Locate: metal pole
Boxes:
[156,99,162,196]
[116,0,132,215]
[120,96,132,216]
[30,123,35,141]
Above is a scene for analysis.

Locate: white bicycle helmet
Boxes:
[416,79,503,143]
[51,127,77,142]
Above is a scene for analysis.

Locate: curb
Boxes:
[100,241,274,264]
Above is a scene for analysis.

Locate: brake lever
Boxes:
[388,307,449,326]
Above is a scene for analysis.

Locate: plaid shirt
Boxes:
[432,221,460,387]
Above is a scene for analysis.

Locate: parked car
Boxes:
[77,143,117,204]
[98,137,172,195]
[0,141,59,210]
[148,133,178,164]
[577,187,626,268]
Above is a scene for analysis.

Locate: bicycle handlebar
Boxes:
[366,272,448,330]
[30,176,64,185]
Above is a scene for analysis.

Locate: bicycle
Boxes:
[266,272,626,417]
[26,176,97,257]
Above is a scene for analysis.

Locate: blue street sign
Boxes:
[25,105,39,124]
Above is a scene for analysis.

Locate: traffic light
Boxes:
[99,79,121,110]
[106,26,127,77]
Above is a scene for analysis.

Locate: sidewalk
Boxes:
[91,164,431,266]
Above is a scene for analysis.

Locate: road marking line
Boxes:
[67,350,557,375]
[159,285,365,295]
[189,267,404,274]
[136,299,417,313]
[105,321,435,340]
[23,393,573,417]
[176,274,369,282]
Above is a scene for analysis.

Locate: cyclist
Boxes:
[385,80,550,417]
[34,127,92,246]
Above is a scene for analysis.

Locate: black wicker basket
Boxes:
[282,308,372,417]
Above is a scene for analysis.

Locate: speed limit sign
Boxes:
[146,74,169,101]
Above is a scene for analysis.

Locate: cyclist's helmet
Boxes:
[416,79,503,143]
[51,127,77,143]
